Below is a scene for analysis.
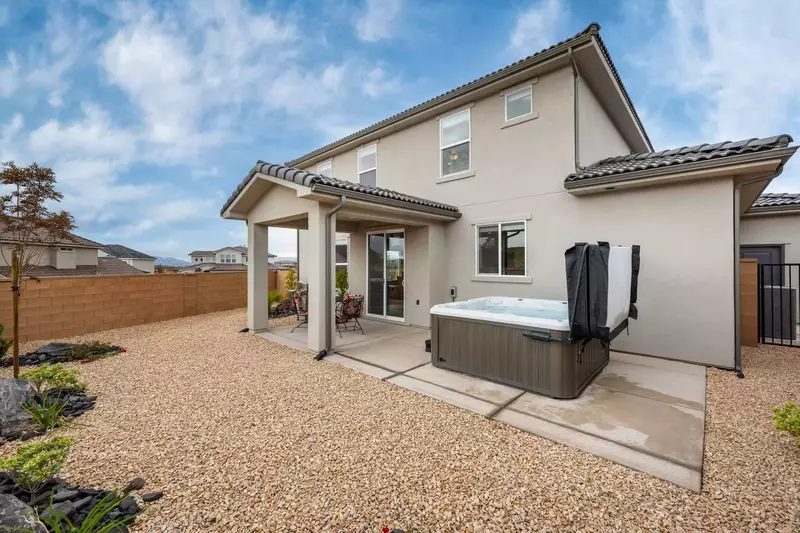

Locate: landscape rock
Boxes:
[123,477,146,492]
[0,342,123,367]
[141,491,164,502]
[0,378,35,438]
[0,493,47,533]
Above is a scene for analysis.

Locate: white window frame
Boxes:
[504,85,533,122]
[335,235,349,271]
[357,144,378,186]
[474,220,527,277]
[317,160,333,177]
[439,108,471,178]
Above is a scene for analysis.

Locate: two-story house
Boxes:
[221,23,796,371]
[189,246,276,265]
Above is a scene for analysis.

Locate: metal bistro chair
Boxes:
[336,294,364,337]
[291,284,309,333]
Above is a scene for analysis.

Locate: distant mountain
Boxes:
[156,257,189,266]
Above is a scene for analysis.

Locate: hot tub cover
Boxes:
[565,242,640,343]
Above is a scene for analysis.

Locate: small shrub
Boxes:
[42,490,133,533]
[268,290,285,310]
[335,268,349,298]
[64,341,119,361]
[285,267,297,291]
[0,437,73,494]
[773,401,800,447]
[23,395,69,431]
[20,364,86,394]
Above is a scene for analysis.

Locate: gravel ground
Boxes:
[1,310,798,532]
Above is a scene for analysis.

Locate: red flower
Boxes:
[121,348,127,353]
[382,528,389,533]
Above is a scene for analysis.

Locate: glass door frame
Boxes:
[365,228,405,321]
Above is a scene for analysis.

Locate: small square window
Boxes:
[317,160,332,177]
[475,220,527,277]
[505,86,532,121]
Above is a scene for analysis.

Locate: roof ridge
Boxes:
[283,22,623,167]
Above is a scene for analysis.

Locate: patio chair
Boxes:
[291,285,309,333]
[336,295,364,337]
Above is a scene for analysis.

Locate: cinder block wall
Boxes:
[0,272,247,343]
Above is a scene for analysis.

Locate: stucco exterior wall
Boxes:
[129,258,155,273]
[75,248,98,266]
[578,77,631,166]
[215,248,245,264]
[741,212,800,263]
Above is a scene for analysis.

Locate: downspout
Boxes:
[568,47,581,173]
[315,195,347,360]
[733,167,785,378]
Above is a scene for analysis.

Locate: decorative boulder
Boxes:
[0,494,47,533]
[0,378,35,438]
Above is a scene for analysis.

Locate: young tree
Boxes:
[0,162,75,377]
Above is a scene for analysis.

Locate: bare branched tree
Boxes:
[0,161,75,377]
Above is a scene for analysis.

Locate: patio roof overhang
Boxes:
[221,161,461,223]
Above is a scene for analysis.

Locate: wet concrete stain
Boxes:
[594,373,705,411]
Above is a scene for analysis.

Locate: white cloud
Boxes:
[355,0,403,42]
[0,52,19,97]
[362,67,400,98]
[115,198,214,238]
[623,0,800,189]
[509,0,565,56]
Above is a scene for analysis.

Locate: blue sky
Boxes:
[1,0,798,260]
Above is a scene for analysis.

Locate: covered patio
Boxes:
[221,161,460,354]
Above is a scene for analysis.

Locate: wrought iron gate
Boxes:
[758,263,800,347]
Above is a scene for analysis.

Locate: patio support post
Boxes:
[248,221,270,332]
[428,224,450,306]
[306,204,331,352]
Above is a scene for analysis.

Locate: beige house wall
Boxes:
[290,64,738,367]
[128,258,155,273]
[741,212,800,264]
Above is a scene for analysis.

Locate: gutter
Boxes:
[315,195,347,361]
[733,167,787,379]
[565,146,799,190]
[568,47,582,174]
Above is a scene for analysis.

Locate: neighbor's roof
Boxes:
[221,161,461,218]
[286,23,650,168]
[0,224,102,249]
[0,257,146,278]
[101,244,156,260]
[188,250,214,256]
[752,193,800,208]
[565,135,795,185]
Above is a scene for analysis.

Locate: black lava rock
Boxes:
[122,477,146,492]
[140,491,164,502]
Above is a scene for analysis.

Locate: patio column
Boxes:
[306,204,336,353]
[428,223,449,308]
[248,222,269,332]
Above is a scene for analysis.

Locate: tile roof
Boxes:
[566,135,795,184]
[189,250,214,256]
[752,193,800,209]
[0,223,102,249]
[221,161,460,217]
[0,257,146,278]
[101,244,156,260]
[177,263,287,273]
[285,23,650,167]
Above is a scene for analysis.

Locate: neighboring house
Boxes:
[100,244,156,274]
[188,246,275,264]
[0,226,145,277]
[221,22,797,370]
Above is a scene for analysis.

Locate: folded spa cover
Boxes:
[564,242,640,343]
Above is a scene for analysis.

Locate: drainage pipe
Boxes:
[733,168,785,378]
[568,47,581,173]
[315,195,347,360]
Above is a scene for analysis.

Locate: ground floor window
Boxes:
[475,220,526,276]
[335,235,349,273]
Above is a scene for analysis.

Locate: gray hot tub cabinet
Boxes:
[430,314,608,399]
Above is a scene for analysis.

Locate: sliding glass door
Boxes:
[366,230,405,319]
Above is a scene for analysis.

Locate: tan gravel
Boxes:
[1,310,799,532]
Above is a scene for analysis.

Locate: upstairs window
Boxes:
[475,221,526,276]
[358,145,377,187]
[505,86,533,121]
[317,160,332,177]
[440,109,470,177]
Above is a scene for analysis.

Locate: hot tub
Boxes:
[430,297,608,399]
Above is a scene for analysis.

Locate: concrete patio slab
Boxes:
[388,375,497,416]
[406,364,523,406]
[338,340,430,373]
[594,360,706,410]
[494,409,701,492]
[506,380,704,470]
[610,350,706,377]
[323,354,394,379]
